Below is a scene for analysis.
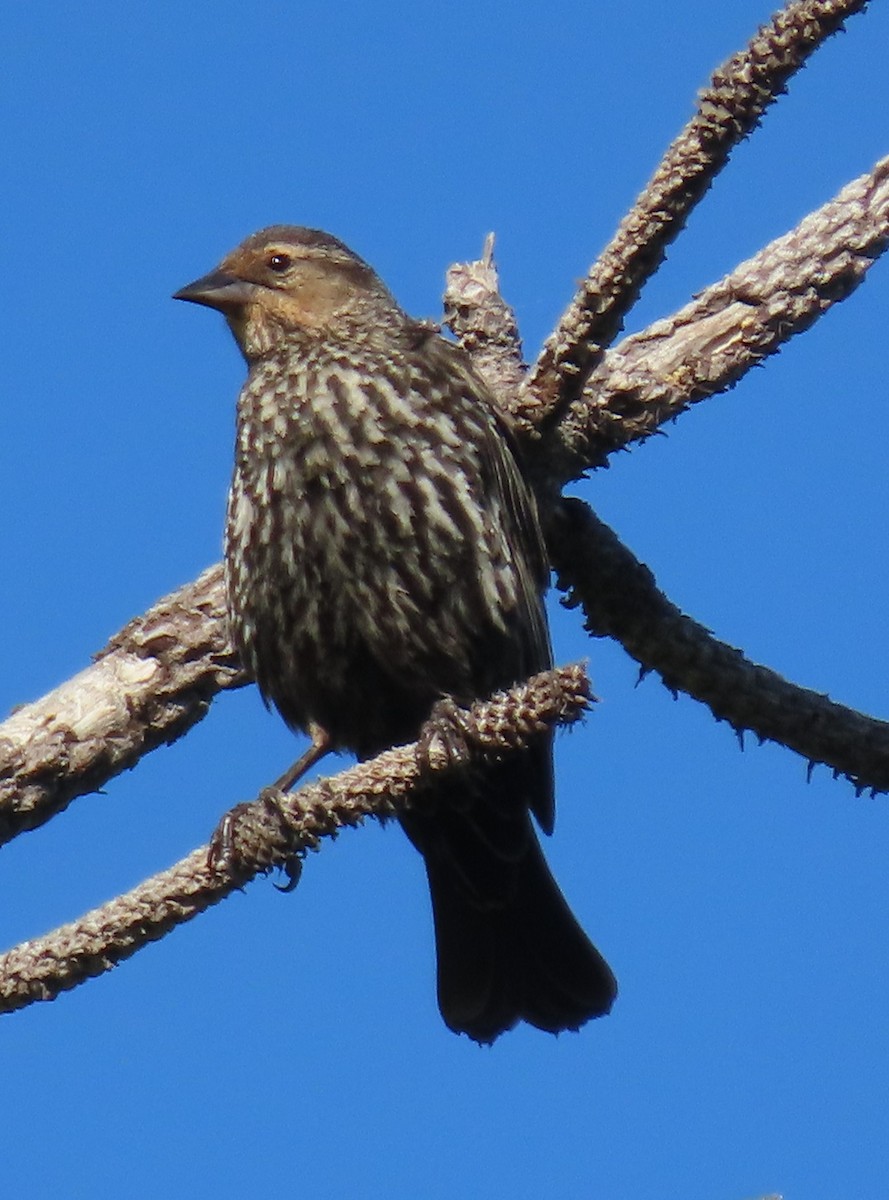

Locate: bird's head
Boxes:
[174,225,398,359]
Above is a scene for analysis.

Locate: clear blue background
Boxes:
[3,3,888,1197]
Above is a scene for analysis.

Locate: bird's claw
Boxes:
[207,791,303,891]
[417,698,473,772]
[207,803,253,873]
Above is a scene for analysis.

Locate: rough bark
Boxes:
[526,0,871,423]
[0,665,590,1013]
[0,566,245,848]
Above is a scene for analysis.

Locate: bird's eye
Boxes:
[268,252,293,273]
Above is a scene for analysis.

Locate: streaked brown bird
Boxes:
[174,226,617,1042]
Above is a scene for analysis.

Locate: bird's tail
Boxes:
[400,748,616,1043]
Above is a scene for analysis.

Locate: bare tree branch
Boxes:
[525,0,871,424]
[548,155,889,477]
[550,500,889,793]
[0,566,245,848]
[0,664,591,1015]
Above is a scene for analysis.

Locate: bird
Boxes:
[174,225,617,1042]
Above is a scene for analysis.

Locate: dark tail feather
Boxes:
[425,827,616,1043]
[400,749,616,1044]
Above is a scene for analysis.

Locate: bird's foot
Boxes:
[417,697,473,772]
[207,789,303,890]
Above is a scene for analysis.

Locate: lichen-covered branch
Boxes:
[0,566,245,848]
[0,664,591,1015]
[550,500,889,793]
[546,155,889,478]
[526,0,870,423]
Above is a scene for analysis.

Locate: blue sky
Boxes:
[3,3,888,1197]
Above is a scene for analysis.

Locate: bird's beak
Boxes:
[173,270,256,311]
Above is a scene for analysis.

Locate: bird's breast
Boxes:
[223,348,527,746]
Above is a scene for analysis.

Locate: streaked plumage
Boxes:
[175,226,617,1041]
